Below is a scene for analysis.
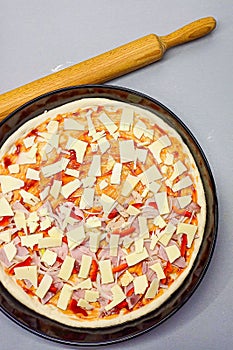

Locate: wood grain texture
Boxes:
[160,17,216,49]
[0,17,216,122]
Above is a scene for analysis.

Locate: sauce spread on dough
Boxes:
[0,99,203,324]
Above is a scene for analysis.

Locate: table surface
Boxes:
[0,1,232,349]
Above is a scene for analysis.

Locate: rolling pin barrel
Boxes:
[0,16,216,121]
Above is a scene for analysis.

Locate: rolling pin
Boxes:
[0,16,216,121]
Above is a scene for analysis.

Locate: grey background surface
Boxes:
[0,1,232,349]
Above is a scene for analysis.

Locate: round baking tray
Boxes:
[0,85,218,346]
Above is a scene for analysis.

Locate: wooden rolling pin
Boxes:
[0,16,216,121]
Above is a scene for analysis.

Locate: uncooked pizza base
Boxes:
[0,98,206,328]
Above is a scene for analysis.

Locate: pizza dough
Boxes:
[0,98,206,328]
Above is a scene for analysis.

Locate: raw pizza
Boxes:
[0,98,206,328]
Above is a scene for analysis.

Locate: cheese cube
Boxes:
[48,227,63,238]
[0,230,12,243]
[138,216,149,238]
[135,237,144,253]
[150,233,160,250]
[65,168,80,178]
[109,234,120,256]
[78,299,92,310]
[66,225,86,246]
[100,193,116,216]
[120,270,134,287]
[26,168,40,181]
[119,140,135,163]
[172,176,193,192]
[8,164,20,174]
[165,245,181,263]
[110,163,122,185]
[135,148,148,164]
[177,195,192,209]
[64,118,84,131]
[81,176,96,188]
[126,205,141,216]
[4,241,17,262]
[121,174,139,197]
[145,278,159,299]
[105,285,126,311]
[46,120,59,134]
[176,223,198,248]
[98,112,118,135]
[126,247,149,267]
[89,231,101,253]
[133,275,148,294]
[23,136,36,149]
[19,190,40,206]
[148,135,171,163]
[36,274,53,299]
[57,284,73,310]
[97,136,110,154]
[74,278,92,290]
[153,215,166,229]
[38,236,62,249]
[79,188,95,209]
[164,152,174,165]
[0,197,14,216]
[50,180,62,199]
[99,179,108,190]
[99,260,114,284]
[41,158,69,177]
[58,256,75,281]
[169,160,187,182]
[21,233,43,249]
[150,262,166,280]
[78,255,92,279]
[17,144,37,165]
[41,249,57,266]
[67,139,88,164]
[154,192,170,215]
[88,155,101,177]
[119,108,134,131]
[133,120,147,139]
[159,222,176,246]
[60,179,81,199]
[0,175,24,194]
[14,265,38,288]
[84,290,99,302]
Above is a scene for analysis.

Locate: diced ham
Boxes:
[12,201,29,214]
[70,245,96,263]
[51,243,68,261]
[96,273,114,302]
[32,251,40,265]
[124,282,134,295]
[0,248,13,267]
[16,245,29,257]
[127,294,142,310]
[173,256,186,268]
[41,292,54,305]
[141,205,159,219]
[24,279,33,289]
[72,289,85,300]
[12,236,21,245]
[144,241,159,258]
[142,261,148,274]
[106,217,126,232]
[146,269,157,282]
[185,201,201,213]
[52,280,63,292]
[158,244,168,261]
